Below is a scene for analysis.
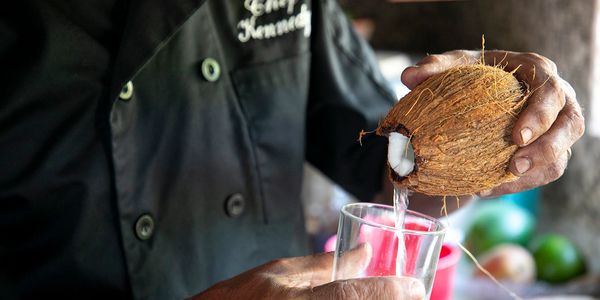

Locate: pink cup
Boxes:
[430,243,461,300]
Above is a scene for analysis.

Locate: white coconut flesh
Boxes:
[387,132,415,177]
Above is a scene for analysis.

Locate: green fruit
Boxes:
[530,234,586,284]
[464,200,535,256]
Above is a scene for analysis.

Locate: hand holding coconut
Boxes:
[380,50,584,197]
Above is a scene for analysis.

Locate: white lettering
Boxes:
[237,2,311,43]
[296,4,311,37]
[287,16,296,31]
[244,0,298,17]
[263,23,277,39]
[276,18,289,35]
[254,26,264,39]
[237,16,256,43]
[244,0,264,17]
[287,0,297,14]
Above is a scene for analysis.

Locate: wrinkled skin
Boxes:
[401,50,585,198]
[191,244,425,300]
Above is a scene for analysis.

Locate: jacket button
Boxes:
[134,214,155,240]
[224,193,245,218]
[119,81,134,100]
[201,58,221,82]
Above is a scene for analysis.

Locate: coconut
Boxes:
[377,64,529,196]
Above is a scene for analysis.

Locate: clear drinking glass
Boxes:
[332,202,446,299]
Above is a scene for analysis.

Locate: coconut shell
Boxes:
[377,64,529,196]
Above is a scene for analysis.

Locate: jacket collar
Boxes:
[110,0,206,100]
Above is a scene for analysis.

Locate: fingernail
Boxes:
[515,157,531,174]
[479,189,493,197]
[520,128,533,145]
[410,280,426,300]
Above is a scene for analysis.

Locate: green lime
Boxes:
[530,234,586,284]
[464,200,535,256]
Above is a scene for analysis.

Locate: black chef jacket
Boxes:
[1,0,396,299]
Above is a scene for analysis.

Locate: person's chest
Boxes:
[107,1,314,297]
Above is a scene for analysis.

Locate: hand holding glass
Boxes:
[332,203,446,299]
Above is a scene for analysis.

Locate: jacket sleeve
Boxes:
[306,0,396,202]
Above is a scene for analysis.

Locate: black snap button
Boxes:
[134,214,155,240]
[201,58,221,82]
[224,193,245,218]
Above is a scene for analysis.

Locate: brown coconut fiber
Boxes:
[377,64,529,196]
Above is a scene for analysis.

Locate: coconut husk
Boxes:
[377,64,529,196]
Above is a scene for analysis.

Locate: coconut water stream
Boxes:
[393,186,409,276]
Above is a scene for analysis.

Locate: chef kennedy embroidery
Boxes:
[237,0,312,43]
